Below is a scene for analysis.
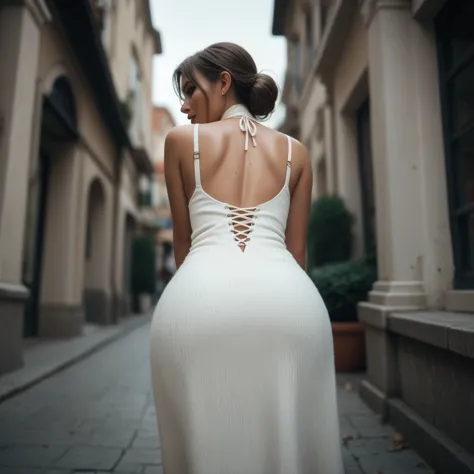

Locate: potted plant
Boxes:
[309,259,376,372]
[306,195,353,270]
[306,196,376,372]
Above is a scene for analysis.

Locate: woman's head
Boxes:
[173,42,278,124]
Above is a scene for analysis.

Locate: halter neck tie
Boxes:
[221,104,257,152]
[239,115,257,151]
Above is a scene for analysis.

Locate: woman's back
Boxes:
[179,119,300,209]
[150,41,344,474]
[152,118,343,473]
[166,117,312,266]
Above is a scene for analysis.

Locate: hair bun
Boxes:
[248,73,278,119]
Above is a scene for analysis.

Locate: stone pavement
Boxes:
[0,314,151,403]
[0,323,434,474]
[336,374,435,474]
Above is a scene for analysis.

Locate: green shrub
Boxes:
[307,195,353,270]
[309,259,377,323]
[131,235,156,295]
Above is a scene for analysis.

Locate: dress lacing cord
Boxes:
[225,205,259,253]
[192,109,293,253]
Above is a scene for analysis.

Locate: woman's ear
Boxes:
[220,71,232,95]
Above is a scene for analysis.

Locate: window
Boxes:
[436,0,474,288]
[50,77,77,128]
[291,41,302,98]
[305,8,314,65]
[139,176,152,208]
[85,213,93,260]
[128,54,144,140]
[320,0,330,34]
[356,99,376,256]
[99,0,113,50]
[130,55,140,98]
[317,159,327,198]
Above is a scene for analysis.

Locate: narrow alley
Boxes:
[0,323,433,474]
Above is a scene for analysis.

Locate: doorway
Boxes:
[22,152,51,337]
[21,75,78,336]
[356,99,376,257]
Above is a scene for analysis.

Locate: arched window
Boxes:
[49,76,77,130]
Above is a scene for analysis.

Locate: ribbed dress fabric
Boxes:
[150,118,344,474]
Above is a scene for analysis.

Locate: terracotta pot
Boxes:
[331,322,366,373]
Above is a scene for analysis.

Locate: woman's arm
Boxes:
[285,140,312,270]
[164,127,192,269]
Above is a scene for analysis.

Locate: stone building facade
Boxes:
[0,0,161,375]
[151,106,176,285]
[273,0,474,471]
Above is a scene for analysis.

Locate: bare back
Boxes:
[164,119,312,269]
[180,120,301,207]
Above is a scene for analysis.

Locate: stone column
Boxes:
[358,0,452,415]
[39,147,86,337]
[0,0,50,374]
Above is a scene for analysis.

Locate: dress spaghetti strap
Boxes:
[193,124,201,187]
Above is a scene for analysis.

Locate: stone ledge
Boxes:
[0,282,29,302]
[389,311,474,359]
[446,290,474,314]
[358,302,390,329]
[389,398,474,474]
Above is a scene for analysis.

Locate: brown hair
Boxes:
[173,42,279,120]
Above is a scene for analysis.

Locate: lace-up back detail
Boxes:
[189,123,293,254]
[225,205,259,252]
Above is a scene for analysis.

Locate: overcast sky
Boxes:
[150,0,287,128]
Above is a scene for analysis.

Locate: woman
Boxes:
[150,42,343,474]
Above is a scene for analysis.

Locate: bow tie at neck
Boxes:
[221,104,257,151]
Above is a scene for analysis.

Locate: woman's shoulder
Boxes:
[164,125,195,160]
[165,124,194,143]
[280,132,305,154]
[165,122,308,160]
[263,128,309,161]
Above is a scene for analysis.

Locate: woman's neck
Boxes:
[220,104,257,151]
[221,104,253,120]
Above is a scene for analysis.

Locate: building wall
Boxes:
[152,107,176,211]
[105,0,155,156]
[0,3,50,373]
[299,76,327,200]
[274,0,474,470]
[0,5,45,286]
[37,25,116,179]
[0,0,160,374]
[331,11,368,259]
[282,0,366,256]
[33,20,118,332]
[99,0,159,312]
[114,151,140,303]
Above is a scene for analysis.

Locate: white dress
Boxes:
[150,115,344,474]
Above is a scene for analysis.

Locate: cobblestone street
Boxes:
[0,323,434,474]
